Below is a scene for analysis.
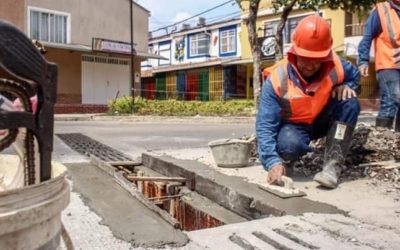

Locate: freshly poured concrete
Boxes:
[182,213,400,250]
[142,153,344,218]
[65,163,188,248]
[155,147,400,233]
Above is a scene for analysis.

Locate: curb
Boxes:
[55,112,377,124]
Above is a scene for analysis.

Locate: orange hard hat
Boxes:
[292,14,332,58]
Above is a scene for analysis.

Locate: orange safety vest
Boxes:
[268,53,344,124]
[375,2,400,70]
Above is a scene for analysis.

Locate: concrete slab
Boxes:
[181,188,248,225]
[154,147,400,232]
[142,153,344,220]
[61,188,134,250]
[183,213,400,250]
[65,163,188,248]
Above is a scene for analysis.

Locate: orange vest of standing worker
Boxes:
[375,2,400,70]
[268,53,344,124]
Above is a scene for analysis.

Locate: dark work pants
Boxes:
[376,69,400,118]
[276,97,360,161]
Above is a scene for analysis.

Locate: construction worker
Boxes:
[256,15,360,189]
[358,0,400,131]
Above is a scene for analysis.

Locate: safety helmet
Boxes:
[291,14,332,58]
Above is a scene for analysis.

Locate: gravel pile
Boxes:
[249,124,400,184]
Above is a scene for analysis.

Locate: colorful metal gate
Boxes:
[166,72,177,99]
[209,66,223,101]
[155,73,166,100]
[176,71,186,100]
[186,71,198,100]
[198,69,209,101]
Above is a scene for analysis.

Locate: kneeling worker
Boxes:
[256,15,360,189]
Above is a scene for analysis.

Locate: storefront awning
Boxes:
[221,58,277,66]
[41,41,92,52]
[151,57,241,73]
[152,60,222,73]
[222,58,253,66]
[136,52,167,60]
[41,41,167,60]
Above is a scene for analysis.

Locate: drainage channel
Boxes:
[57,133,132,162]
[58,133,246,231]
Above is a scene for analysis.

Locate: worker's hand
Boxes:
[331,85,357,101]
[267,164,286,186]
[358,64,369,77]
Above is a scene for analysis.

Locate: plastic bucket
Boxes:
[0,160,70,249]
[208,139,252,168]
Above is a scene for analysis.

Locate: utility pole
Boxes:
[129,0,135,113]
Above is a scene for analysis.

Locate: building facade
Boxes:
[141,18,248,101]
[238,1,378,109]
[0,0,160,112]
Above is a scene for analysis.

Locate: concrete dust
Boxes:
[65,162,189,248]
[244,123,400,186]
[61,184,134,250]
[155,133,400,233]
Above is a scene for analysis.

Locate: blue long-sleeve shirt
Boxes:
[256,58,360,171]
[358,1,400,66]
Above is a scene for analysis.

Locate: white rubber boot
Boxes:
[313,121,354,189]
[313,160,341,189]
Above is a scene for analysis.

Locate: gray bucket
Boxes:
[0,163,70,250]
[208,138,252,168]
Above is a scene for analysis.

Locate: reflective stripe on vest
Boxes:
[276,65,292,119]
[270,53,344,124]
[375,2,400,70]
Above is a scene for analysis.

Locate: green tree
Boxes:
[236,0,379,109]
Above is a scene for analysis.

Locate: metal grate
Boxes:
[57,133,132,162]
[82,55,130,65]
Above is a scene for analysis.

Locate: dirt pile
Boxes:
[249,124,400,184]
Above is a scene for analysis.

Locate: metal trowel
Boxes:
[258,175,307,198]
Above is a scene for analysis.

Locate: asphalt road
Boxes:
[52,119,255,248]
[54,120,255,160]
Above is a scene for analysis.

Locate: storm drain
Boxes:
[57,133,132,162]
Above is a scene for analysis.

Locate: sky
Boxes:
[137,0,240,35]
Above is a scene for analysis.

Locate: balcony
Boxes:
[345,23,365,37]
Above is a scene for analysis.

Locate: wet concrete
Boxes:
[65,163,188,248]
[135,166,248,226]
[184,213,400,250]
[142,153,345,218]
[180,187,248,225]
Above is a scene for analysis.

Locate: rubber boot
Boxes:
[283,160,295,177]
[375,117,394,129]
[395,110,400,132]
[313,121,354,189]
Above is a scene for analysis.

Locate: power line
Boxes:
[149,0,235,33]
[206,11,241,23]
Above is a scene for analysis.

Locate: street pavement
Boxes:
[54,113,400,249]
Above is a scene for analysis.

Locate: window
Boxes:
[285,16,305,44]
[220,28,236,54]
[263,20,279,37]
[158,42,171,65]
[189,33,210,57]
[29,7,69,44]
[263,14,318,44]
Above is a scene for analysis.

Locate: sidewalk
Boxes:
[55,111,378,124]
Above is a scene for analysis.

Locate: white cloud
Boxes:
[171,11,192,24]
[138,0,240,31]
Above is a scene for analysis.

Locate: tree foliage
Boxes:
[272,0,380,13]
[236,0,379,109]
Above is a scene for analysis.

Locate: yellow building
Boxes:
[237,1,378,109]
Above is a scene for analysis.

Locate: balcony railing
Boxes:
[345,23,365,37]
